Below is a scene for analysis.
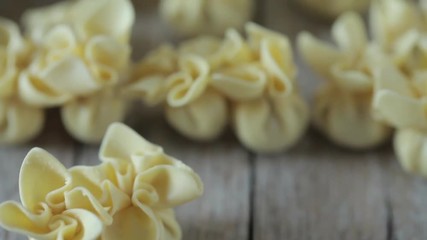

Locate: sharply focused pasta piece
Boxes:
[0,123,204,239]
[98,123,203,239]
[0,148,104,239]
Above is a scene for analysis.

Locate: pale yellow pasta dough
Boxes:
[246,22,296,81]
[166,55,210,107]
[178,29,254,69]
[373,64,427,131]
[296,0,371,19]
[389,30,427,81]
[126,45,178,105]
[178,36,223,66]
[165,89,228,141]
[61,90,128,144]
[314,84,392,149]
[298,13,389,93]
[159,0,253,35]
[128,22,307,152]
[23,0,135,44]
[211,63,267,101]
[394,128,427,176]
[298,12,394,149]
[233,94,309,153]
[98,123,203,239]
[19,24,130,107]
[369,0,423,52]
[0,99,44,144]
[100,123,204,205]
[22,1,72,43]
[69,0,135,43]
[0,123,204,239]
[0,148,104,240]
[0,18,29,99]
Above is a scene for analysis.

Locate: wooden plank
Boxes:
[382,152,427,240]
[261,1,427,239]
[0,110,76,240]
[253,134,388,240]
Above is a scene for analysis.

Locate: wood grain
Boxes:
[253,134,388,240]
[381,152,427,240]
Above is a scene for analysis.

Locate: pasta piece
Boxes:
[101,207,181,240]
[211,63,267,101]
[369,0,423,52]
[99,123,203,239]
[298,12,393,149]
[69,0,135,43]
[246,22,296,80]
[298,13,388,92]
[165,89,228,141]
[61,89,128,144]
[0,99,44,144]
[390,30,427,80]
[373,64,427,131]
[314,84,392,149]
[125,45,178,105]
[0,18,30,98]
[166,55,210,107]
[22,1,72,43]
[394,128,427,176]
[19,25,130,107]
[233,93,309,153]
[159,0,253,35]
[23,0,134,43]
[0,148,104,240]
[178,29,254,69]
[0,123,204,239]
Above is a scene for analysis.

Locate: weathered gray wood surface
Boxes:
[1,0,427,240]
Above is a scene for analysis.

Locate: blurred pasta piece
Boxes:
[165,88,228,141]
[314,84,391,149]
[298,12,392,149]
[394,129,427,176]
[0,99,44,144]
[61,89,128,144]
[234,93,308,153]
[128,22,309,152]
[159,0,254,36]
[369,0,423,52]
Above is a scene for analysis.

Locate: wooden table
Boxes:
[1,0,427,239]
